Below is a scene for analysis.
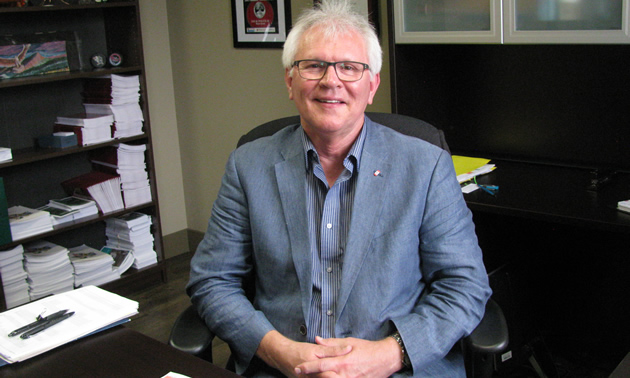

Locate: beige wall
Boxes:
[141,0,392,255]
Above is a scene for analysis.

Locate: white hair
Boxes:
[282,0,382,76]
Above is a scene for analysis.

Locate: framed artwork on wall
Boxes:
[231,0,292,48]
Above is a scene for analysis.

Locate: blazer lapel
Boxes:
[274,132,313,321]
[337,122,391,317]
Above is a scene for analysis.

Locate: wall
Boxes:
[166,0,392,244]
[138,0,188,258]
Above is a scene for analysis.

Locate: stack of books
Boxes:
[22,241,74,301]
[68,244,118,288]
[39,196,99,226]
[61,171,124,214]
[8,206,54,241]
[90,143,152,208]
[0,245,30,309]
[82,74,144,139]
[53,113,114,146]
[105,212,157,269]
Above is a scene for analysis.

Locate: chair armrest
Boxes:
[168,305,215,362]
[465,298,509,354]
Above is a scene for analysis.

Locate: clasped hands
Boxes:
[257,330,403,377]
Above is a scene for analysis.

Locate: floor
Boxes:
[114,251,231,369]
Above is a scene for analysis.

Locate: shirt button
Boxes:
[326,267,333,273]
[326,310,333,316]
[326,223,332,229]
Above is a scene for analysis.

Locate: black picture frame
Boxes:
[231,0,292,48]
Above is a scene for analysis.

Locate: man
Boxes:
[188,1,491,376]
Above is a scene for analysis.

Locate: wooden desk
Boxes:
[0,326,237,378]
[467,160,630,233]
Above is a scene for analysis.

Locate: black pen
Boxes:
[20,311,75,339]
[8,309,69,337]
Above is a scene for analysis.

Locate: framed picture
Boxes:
[313,0,380,36]
[231,0,292,48]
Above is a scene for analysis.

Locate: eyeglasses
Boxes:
[292,60,370,82]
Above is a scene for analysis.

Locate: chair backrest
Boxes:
[237,112,451,154]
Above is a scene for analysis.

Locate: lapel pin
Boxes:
[373,170,383,177]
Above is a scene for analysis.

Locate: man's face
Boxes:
[285,27,380,141]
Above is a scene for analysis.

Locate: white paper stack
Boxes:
[46,196,99,225]
[68,244,119,288]
[22,241,74,300]
[105,212,157,269]
[0,147,12,163]
[0,286,139,364]
[83,74,144,138]
[618,200,630,214]
[0,245,30,308]
[91,144,152,208]
[8,206,54,241]
[54,113,114,146]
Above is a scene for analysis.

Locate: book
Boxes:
[68,244,118,287]
[0,245,29,309]
[61,171,124,214]
[100,246,134,275]
[55,113,114,128]
[23,240,74,300]
[53,123,113,146]
[0,285,139,364]
[90,144,152,208]
[105,213,156,269]
[8,206,54,241]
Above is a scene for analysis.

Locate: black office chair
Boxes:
[169,113,508,377]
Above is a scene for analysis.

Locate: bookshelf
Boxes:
[0,1,165,310]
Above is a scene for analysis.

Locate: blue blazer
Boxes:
[188,116,491,376]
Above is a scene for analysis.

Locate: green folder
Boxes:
[0,177,11,245]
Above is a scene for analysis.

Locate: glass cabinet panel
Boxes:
[402,0,492,32]
[504,0,630,43]
[394,0,502,43]
[515,0,623,31]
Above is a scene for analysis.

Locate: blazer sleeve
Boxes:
[392,150,492,372]
[186,149,275,369]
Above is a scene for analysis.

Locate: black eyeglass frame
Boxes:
[292,60,370,82]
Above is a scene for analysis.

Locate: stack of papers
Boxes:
[68,244,119,288]
[42,196,99,225]
[0,285,139,365]
[61,171,124,214]
[0,147,12,163]
[23,241,74,301]
[53,113,114,146]
[91,143,152,208]
[82,74,144,138]
[8,206,54,241]
[618,200,630,214]
[0,245,29,309]
[105,212,157,269]
[452,155,496,193]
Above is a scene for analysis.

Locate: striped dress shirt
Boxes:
[301,126,366,342]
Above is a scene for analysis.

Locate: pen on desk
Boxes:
[20,311,75,339]
[8,309,69,337]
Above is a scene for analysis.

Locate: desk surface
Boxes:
[466,160,630,233]
[0,326,237,378]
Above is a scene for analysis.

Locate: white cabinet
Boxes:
[394,0,630,44]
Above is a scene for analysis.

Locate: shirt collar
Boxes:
[300,118,368,172]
